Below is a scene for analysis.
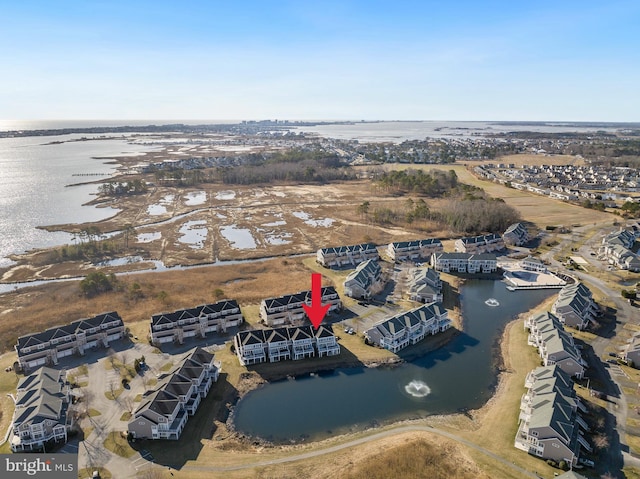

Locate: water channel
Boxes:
[232,280,555,442]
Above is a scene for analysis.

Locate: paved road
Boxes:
[542,224,635,471]
[182,425,541,478]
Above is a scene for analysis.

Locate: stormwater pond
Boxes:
[232,279,555,442]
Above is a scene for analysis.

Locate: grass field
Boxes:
[382,163,616,227]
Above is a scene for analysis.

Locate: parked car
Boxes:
[578,457,595,468]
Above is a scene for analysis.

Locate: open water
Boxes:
[0,134,157,267]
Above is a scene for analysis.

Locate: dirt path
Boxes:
[181,425,540,477]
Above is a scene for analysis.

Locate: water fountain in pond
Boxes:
[404,380,431,398]
[485,298,500,307]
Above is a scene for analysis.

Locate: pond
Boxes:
[232,280,555,442]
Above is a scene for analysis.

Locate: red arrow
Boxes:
[303,273,330,330]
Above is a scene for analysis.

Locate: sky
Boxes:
[1,0,639,122]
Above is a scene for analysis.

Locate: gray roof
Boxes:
[16,311,123,352]
[13,367,68,429]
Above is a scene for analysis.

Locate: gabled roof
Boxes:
[13,367,68,428]
[237,329,266,346]
[265,328,289,344]
[186,347,214,366]
[289,325,314,341]
[314,324,335,339]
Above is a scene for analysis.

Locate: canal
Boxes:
[232,279,555,442]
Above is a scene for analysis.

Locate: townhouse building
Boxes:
[150,299,243,345]
[431,252,498,274]
[317,243,379,268]
[515,365,591,466]
[128,347,220,440]
[233,324,340,366]
[454,233,505,254]
[386,238,443,262]
[525,312,587,379]
[503,222,531,246]
[260,286,341,326]
[407,267,443,303]
[344,259,384,300]
[364,303,451,353]
[10,367,72,452]
[551,282,597,331]
[521,255,547,272]
[15,312,125,373]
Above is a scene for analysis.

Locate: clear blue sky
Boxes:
[1,1,639,121]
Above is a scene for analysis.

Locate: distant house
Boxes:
[407,267,443,303]
[128,347,220,440]
[344,259,384,299]
[150,299,243,345]
[551,283,597,331]
[431,252,497,274]
[15,312,125,373]
[317,243,379,268]
[503,222,531,247]
[364,303,451,353]
[386,238,443,262]
[260,286,341,327]
[233,324,340,366]
[521,255,547,272]
[10,367,72,452]
[454,233,504,254]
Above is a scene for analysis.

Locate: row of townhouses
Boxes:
[10,367,72,452]
[454,233,505,254]
[599,228,640,272]
[316,243,379,267]
[343,259,384,300]
[479,163,640,194]
[525,312,587,379]
[551,282,598,331]
[15,312,125,373]
[364,303,451,353]
[431,252,498,274]
[234,324,340,365]
[514,365,592,467]
[503,222,531,247]
[406,267,443,303]
[150,299,243,345]
[128,347,220,440]
[260,286,342,326]
[386,238,443,262]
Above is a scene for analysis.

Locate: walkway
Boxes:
[182,425,540,478]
